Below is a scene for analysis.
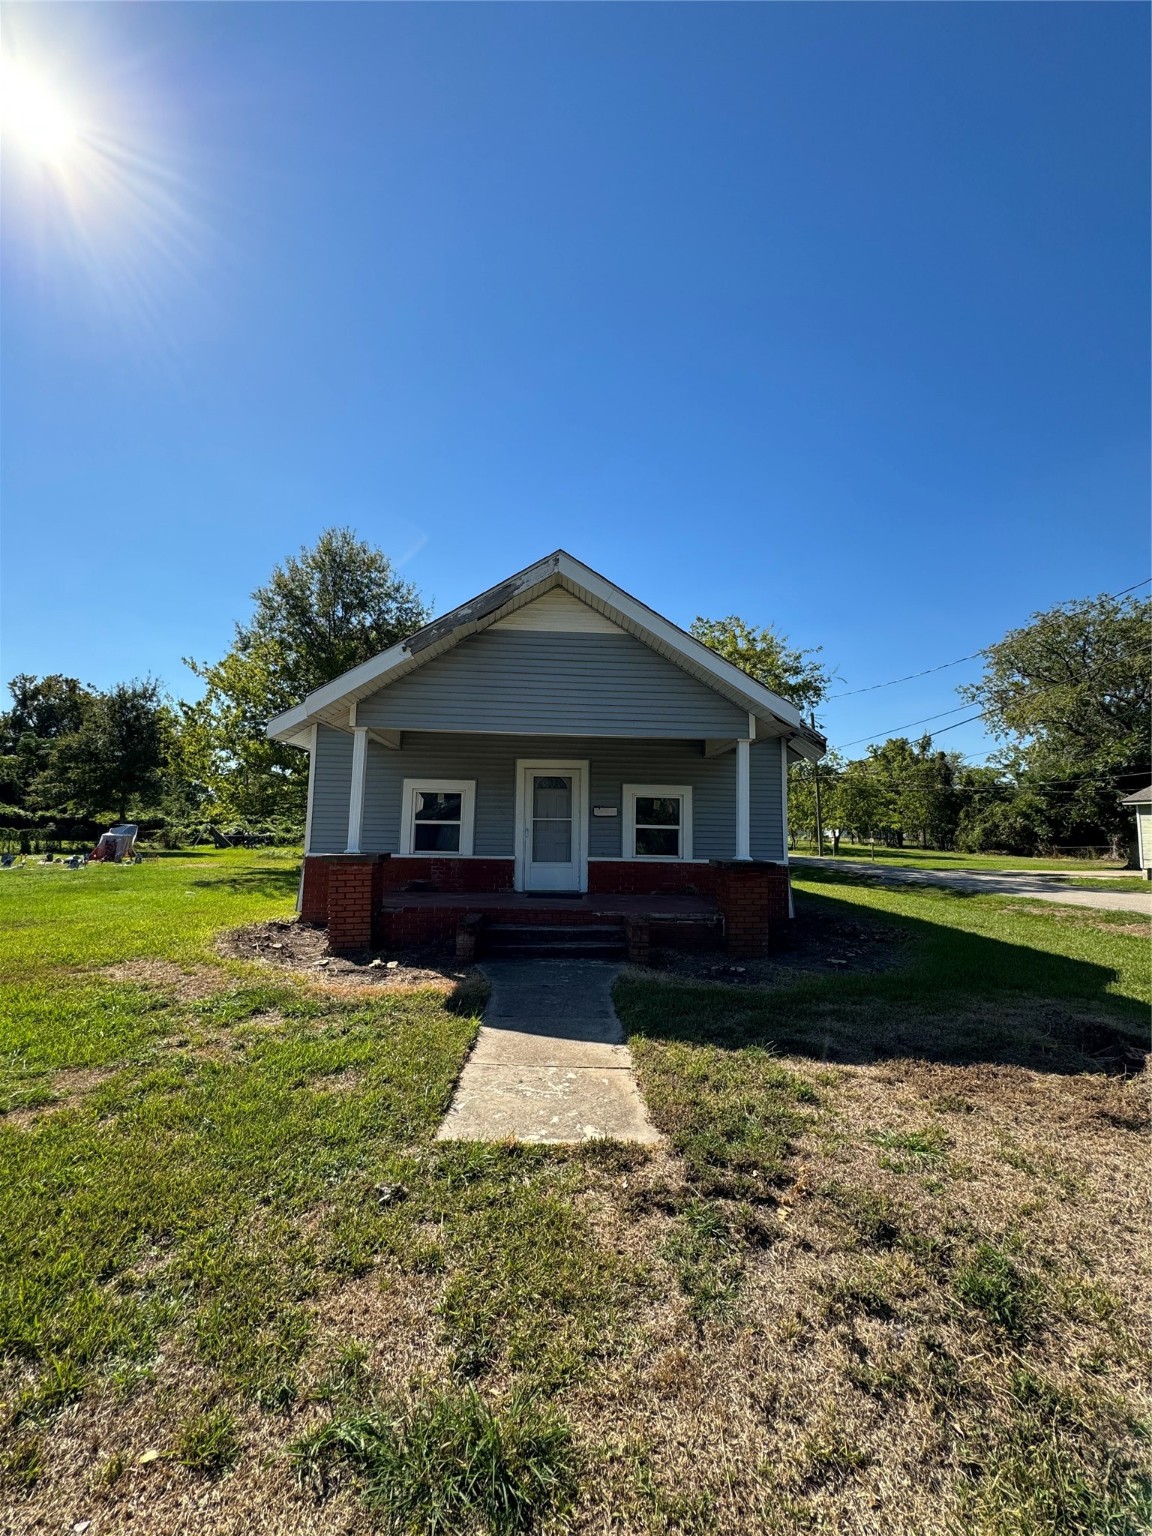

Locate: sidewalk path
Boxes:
[792,858,1152,917]
[437,960,660,1144]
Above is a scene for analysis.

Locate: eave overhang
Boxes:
[266,550,827,761]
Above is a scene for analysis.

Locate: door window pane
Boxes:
[532,776,571,819]
[532,818,572,862]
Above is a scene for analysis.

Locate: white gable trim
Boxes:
[266,550,825,759]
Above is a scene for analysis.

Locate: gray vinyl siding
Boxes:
[346,732,785,862]
[750,737,786,861]
[308,726,354,853]
[356,630,748,737]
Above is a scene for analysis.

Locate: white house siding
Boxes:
[1137,805,1150,870]
[308,729,786,861]
[354,630,749,738]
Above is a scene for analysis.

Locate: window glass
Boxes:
[414,792,462,822]
[635,827,679,857]
[633,792,682,857]
[414,822,461,852]
[635,796,680,827]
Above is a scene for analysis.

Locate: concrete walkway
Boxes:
[793,857,1152,917]
[437,960,660,1144]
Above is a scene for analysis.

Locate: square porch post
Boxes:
[734,735,752,860]
[346,726,368,853]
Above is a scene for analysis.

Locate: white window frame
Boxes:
[399,778,476,857]
[622,784,693,861]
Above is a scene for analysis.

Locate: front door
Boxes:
[518,763,586,891]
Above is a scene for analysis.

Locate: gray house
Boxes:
[267,550,825,958]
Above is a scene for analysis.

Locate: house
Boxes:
[1121,786,1152,877]
[267,550,826,959]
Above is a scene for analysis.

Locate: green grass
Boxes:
[792,841,1128,873]
[291,1387,578,1535]
[1,849,1147,1533]
[1060,875,1151,893]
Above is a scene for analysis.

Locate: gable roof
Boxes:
[1121,786,1152,805]
[266,549,827,760]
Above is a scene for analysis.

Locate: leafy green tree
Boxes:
[962,592,1151,851]
[691,616,832,712]
[184,529,431,822]
[0,674,94,819]
[37,680,168,823]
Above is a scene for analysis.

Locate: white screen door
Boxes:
[519,764,585,891]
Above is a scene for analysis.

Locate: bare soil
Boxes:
[653,900,910,987]
[218,919,477,993]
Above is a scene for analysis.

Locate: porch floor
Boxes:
[379,890,720,919]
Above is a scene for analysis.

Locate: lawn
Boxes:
[791,840,1129,873]
[0,853,1147,1535]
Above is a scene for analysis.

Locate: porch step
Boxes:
[482,922,628,960]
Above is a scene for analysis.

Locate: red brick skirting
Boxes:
[301,853,791,956]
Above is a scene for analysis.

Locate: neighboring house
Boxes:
[1121,786,1152,877]
[267,550,826,958]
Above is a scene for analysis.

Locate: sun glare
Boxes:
[1,56,80,166]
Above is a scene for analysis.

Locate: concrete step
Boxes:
[483,922,627,960]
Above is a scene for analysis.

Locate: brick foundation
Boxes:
[299,853,791,956]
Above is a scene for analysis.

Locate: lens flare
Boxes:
[1,56,80,166]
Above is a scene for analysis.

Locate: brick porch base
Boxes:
[301,853,790,957]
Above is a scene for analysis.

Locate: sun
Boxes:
[0,56,80,166]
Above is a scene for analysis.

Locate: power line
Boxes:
[827,653,981,700]
[834,702,978,750]
[825,576,1151,701]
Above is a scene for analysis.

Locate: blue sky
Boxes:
[2,2,1148,762]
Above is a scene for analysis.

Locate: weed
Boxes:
[291,1387,577,1535]
[954,1243,1045,1338]
[662,1200,743,1323]
[175,1407,243,1477]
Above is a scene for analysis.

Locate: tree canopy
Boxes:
[691,615,831,712]
[183,528,431,821]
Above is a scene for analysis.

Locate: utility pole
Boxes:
[810,711,824,857]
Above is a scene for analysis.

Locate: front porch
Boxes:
[300,851,791,960]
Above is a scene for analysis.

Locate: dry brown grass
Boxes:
[97,961,233,1001]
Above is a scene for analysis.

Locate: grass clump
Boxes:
[954,1242,1046,1339]
[292,1387,577,1535]
[662,1199,744,1323]
[175,1407,243,1477]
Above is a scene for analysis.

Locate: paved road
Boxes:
[792,857,1152,917]
[437,960,660,1144]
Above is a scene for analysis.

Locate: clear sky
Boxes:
[2,2,1148,762]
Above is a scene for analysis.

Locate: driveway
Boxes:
[792,857,1152,917]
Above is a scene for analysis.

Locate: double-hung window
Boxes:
[400,779,476,856]
[622,785,693,860]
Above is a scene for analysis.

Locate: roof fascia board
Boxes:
[267,548,827,757]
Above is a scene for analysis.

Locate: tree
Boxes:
[691,616,832,712]
[962,593,1151,853]
[36,680,169,823]
[185,529,431,822]
[0,675,94,820]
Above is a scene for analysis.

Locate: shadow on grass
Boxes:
[617,884,1148,1078]
[189,867,302,898]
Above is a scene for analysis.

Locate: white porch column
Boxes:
[346,727,368,853]
[735,736,752,860]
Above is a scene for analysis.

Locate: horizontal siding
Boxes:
[491,589,620,633]
[749,737,785,861]
[336,732,784,860]
[309,726,353,853]
[356,630,747,737]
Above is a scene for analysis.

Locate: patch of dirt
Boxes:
[99,961,231,1001]
[651,902,910,987]
[219,920,481,995]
